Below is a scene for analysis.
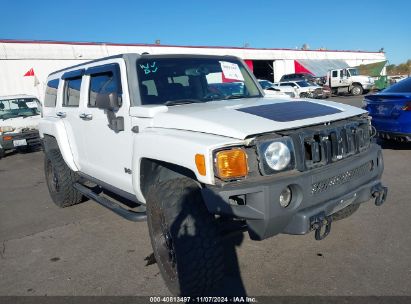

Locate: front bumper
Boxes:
[362,83,374,90]
[202,144,386,240]
[0,130,41,151]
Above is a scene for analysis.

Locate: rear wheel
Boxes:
[44,150,83,208]
[299,92,309,98]
[0,148,4,160]
[146,178,224,296]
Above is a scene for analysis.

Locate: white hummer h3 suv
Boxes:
[39,53,388,296]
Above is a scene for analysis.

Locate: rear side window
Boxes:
[63,77,82,107]
[89,71,120,107]
[332,71,338,77]
[384,77,411,93]
[44,79,59,107]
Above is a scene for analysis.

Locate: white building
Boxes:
[0,39,387,100]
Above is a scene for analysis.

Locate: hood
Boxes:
[352,75,374,83]
[0,115,41,131]
[151,97,366,139]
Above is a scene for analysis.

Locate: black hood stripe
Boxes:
[237,101,342,122]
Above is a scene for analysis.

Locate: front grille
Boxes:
[301,119,370,170]
[311,161,372,195]
[12,130,41,146]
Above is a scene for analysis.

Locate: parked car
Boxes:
[39,53,387,296]
[258,79,296,98]
[274,80,324,99]
[363,77,411,142]
[389,75,406,84]
[0,95,42,159]
[280,73,326,85]
[322,84,332,98]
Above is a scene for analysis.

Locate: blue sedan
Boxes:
[364,77,411,142]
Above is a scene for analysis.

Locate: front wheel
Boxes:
[351,84,363,96]
[146,178,224,296]
[0,148,4,160]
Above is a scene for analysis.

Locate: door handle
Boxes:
[79,113,93,120]
[56,112,66,118]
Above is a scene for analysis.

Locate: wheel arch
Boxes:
[139,158,198,202]
[41,122,78,172]
[350,82,363,89]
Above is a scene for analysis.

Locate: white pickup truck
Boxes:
[39,54,388,296]
[0,95,42,159]
[327,67,374,96]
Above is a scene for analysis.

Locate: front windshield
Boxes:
[295,81,311,87]
[259,80,273,89]
[348,68,359,76]
[137,57,261,105]
[0,98,40,120]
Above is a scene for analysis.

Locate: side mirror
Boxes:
[96,92,122,111]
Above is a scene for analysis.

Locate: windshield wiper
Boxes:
[224,94,247,100]
[164,99,201,106]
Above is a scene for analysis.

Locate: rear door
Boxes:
[330,70,341,88]
[365,94,410,118]
[55,70,89,169]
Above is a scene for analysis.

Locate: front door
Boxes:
[75,60,134,195]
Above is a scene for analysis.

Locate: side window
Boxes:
[89,71,120,107]
[340,70,344,78]
[332,70,338,77]
[63,77,82,107]
[44,79,59,107]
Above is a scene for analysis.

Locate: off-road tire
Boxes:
[146,178,224,296]
[44,149,82,208]
[351,84,363,96]
[332,203,360,221]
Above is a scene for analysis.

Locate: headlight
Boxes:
[257,137,295,174]
[264,142,291,170]
[0,126,15,133]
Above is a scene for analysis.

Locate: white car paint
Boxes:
[147,97,365,140]
[273,81,319,97]
[0,94,41,133]
[39,54,367,203]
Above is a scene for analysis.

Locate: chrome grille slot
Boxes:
[312,161,372,195]
[301,120,370,170]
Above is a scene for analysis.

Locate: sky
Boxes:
[0,0,409,64]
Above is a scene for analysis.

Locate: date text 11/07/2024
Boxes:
[149,296,257,303]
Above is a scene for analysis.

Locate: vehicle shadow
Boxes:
[377,139,411,150]
[162,187,247,297]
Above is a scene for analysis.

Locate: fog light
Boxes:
[279,186,292,208]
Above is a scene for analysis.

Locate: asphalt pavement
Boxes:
[1,95,411,296]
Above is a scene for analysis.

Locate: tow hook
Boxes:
[372,185,388,206]
[310,212,333,241]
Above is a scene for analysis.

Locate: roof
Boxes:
[296,59,350,76]
[48,53,241,76]
[355,60,387,77]
[0,94,38,100]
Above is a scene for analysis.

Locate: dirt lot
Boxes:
[1,96,411,296]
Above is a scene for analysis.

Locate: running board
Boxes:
[73,183,147,222]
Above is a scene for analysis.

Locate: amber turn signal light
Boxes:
[195,154,207,176]
[3,136,13,141]
[215,148,248,179]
